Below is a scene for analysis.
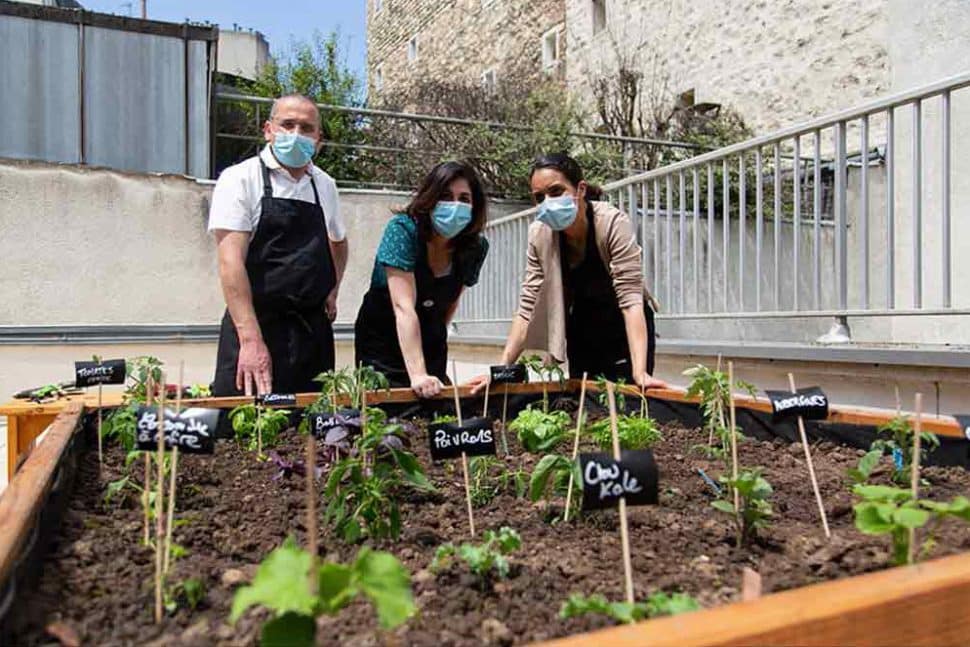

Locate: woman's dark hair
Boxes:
[405,160,487,250]
[529,152,604,200]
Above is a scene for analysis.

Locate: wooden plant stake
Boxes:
[306,426,318,593]
[500,383,510,456]
[563,373,589,523]
[451,361,476,537]
[788,373,831,539]
[163,362,183,576]
[256,397,263,457]
[742,567,763,601]
[154,372,167,624]
[606,382,635,605]
[908,393,923,565]
[482,379,490,418]
[143,376,153,546]
[728,362,739,514]
[708,354,725,447]
[97,380,104,471]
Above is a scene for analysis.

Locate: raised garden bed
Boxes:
[2,378,969,646]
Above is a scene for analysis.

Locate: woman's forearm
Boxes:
[622,305,649,377]
[500,315,530,365]
[393,305,428,380]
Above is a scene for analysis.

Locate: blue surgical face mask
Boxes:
[431,201,473,239]
[536,194,578,230]
[271,131,317,168]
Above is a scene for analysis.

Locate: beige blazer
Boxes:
[515,200,656,363]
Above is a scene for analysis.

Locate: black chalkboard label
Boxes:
[74,359,126,387]
[135,406,217,454]
[428,417,497,460]
[490,364,528,385]
[952,414,970,442]
[579,451,658,511]
[308,409,361,441]
[257,393,297,407]
[765,386,829,422]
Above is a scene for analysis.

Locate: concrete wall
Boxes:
[217,29,270,81]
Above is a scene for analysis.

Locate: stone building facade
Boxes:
[366,0,566,104]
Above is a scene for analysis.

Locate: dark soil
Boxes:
[11,402,970,646]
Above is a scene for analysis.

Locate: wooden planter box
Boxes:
[1,382,968,645]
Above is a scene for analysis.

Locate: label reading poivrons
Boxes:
[580,451,658,511]
[765,386,829,422]
[952,414,970,442]
[489,364,528,385]
[428,417,496,460]
[257,393,297,407]
[75,359,126,387]
[135,406,218,454]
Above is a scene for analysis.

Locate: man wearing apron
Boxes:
[208,94,348,397]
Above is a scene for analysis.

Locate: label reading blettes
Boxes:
[952,414,970,442]
[489,364,528,385]
[579,451,659,511]
[135,406,218,454]
[257,393,297,407]
[307,409,361,441]
[428,417,496,460]
[74,359,126,387]
[765,386,829,423]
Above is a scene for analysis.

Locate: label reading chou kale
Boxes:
[74,359,126,387]
[257,393,297,407]
[135,406,218,454]
[765,386,829,422]
[580,451,659,511]
[428,417,496,460]
[489,364,528,385]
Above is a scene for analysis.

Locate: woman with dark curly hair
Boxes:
[354,161,489,397]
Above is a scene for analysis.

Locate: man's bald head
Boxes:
[269,94,319,122]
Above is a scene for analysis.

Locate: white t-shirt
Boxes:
[207,145,346,241]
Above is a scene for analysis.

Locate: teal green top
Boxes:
[369,214,489,289]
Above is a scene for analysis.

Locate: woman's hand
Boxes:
[411,374,444,398]
[634,372,669,391]
[466,373,490,395]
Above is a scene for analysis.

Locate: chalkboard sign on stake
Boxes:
[74,358,126,387]
[490,364,527,452]
[428,417,497,460]
[162,362,183,577]
[764,386,829,423]
[452,360,476,538]
[257,393,297,407]
[786,373,831,539]
[607,382,634,605]
[142,376,153,547]
[578,451,659,510]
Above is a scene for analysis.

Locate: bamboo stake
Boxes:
[787,373,831,538]
[500,385,510,455]
[909,393,923,565]
[709,354,725,446]
[306,431,318,593]
[154,373,166,624]
[482,379,490,418]
[563,373,588,522]
[256,398,263,457]
[452,361,476,537]
[607,382,635,605]
[143,376,153,547]
[97,382,104,471]
[728,362,739,514]
[163,362,183,575]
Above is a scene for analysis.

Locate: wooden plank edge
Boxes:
[0,402,84,586]
[537,549,970,647]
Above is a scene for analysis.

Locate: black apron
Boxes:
[561,202,656,381]
[212,159,336,396]
[354,220,463,387]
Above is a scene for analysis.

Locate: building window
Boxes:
[592,0,607,35]
[481,68,497,93]
[541,28,561,71]
[407,35,418,62]
[374,65,384,93]
[375,0,382,14]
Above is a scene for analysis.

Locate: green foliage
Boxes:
[872,415,940,485]
[185,383,211,399]
[508,406,572,453]
[559,591,699,624]
[231,538,414,644]
[324,408,431,543]
[853,484,970,565]
[101,402,139,452]
[125,356,164,403]
[230,404,292,453]
[431,527,522,584]
[469,456,527,507]
[528,454,581,516]
[518,353,564,412]
[848,448,884,485]
[588,415,662,451]
[165,578,206,615]
[100,356,166,452]
[711,468,773,548]
[683,364,755,461]
[309,366,390,414]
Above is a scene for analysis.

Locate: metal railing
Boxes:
[454,71,970,336]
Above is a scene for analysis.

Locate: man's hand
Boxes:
[467,373,490,395]
[411,374,443,399]
[634,372,668,391]
[325,287,338,322]
[237,338,273,395]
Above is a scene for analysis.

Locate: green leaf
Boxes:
[230,539,315,623]
[529,454,567,501]
[316,563,355,614]
[353,548,415,629]
[645,591,700,617]
[853,484,913,503]
[854,503,894,535]
[388,447,432,491]
[259,612,315,647]
[893,506,931,529]
[711,500,736,515]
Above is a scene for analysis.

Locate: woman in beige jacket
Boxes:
[484,153,666,390]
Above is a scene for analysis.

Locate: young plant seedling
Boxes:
[231,538,415,646]
[430,527,522,589]
[518,353,564,412]
[529,453,582,519]
[468,456,528,507]
[508,406,572,453]
[588,415,662,451]
[229,404,292,456]
[871,414,940,485]
[683,363,756,461]
[711,468,774,548]
[559,591,699,624]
